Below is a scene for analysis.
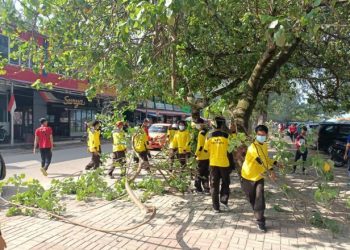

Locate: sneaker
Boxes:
[257,224,267,233]
[109,174,114,179]
[204,190,210,195]
[213,208,221,214]
[220,203,230,211]
[40,168,48,176]
[195,189,203,194]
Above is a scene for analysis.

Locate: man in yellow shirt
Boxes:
[241,124,279,232]
[133,124,150,171]
[172,120,191,169]
[194,118,210,194]
[204,116,230,213]
[108,121,127,178]
[167,123,178,168]
[86,120,101,170]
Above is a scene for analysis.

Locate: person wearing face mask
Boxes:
[241,125,279,233]
[204,116,231,213]
[194,118,210,194]
[108,121,127,178]
[86,120,102,170]
[292,126,308,174]
[172,121,191,169]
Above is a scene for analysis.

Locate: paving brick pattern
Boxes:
[1,167,350,250]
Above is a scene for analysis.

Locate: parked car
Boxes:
[148,123,171,149]
[329,140,347,167]
[316,122,350,152]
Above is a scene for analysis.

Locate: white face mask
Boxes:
[256,135,266,143]
[196,124,201,130]
[179,125,185,131]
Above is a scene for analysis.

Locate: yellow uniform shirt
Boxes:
[133,130,148,153]
[195,129,209,160]
[241,141,275,182]
[167,129,177,147]
[112,130,127,152]
[172,130,190,154]
[87,128,101,153]
[204,130,229,167]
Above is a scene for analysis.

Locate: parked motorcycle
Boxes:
[0,125,9,143]
[329,140,347,168]
[0,153,6,180]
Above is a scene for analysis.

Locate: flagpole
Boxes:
[10,83,14,145]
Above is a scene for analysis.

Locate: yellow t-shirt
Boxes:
[167,129,177,147]
[204,130,229,167]
[112,130,127,152]
[133,130,148,153]
[87,128,101,153]
[195,129,209,160]
[241,141,275,181]
[172,130,190,154]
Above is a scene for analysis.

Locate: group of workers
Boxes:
[83,116,282,233]
[31,115,284,232]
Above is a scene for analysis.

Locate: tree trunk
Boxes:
[232,40,299,132]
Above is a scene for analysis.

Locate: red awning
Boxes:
[39,91,61,103]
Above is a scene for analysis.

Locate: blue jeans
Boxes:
[347,159,350,177]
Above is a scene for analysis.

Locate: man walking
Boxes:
[194,118,210,194]
[172,120,191,169]
[241,125,280,232]
[108,121,127,178]
[33,118,54,176]
[133,124,151,171]
[86,120,101,170]
[204,116,231,213]
[292,126,308,174]
[288,123,297,142]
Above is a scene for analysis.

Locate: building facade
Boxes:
[0,32,190,144]
[0,33,105,143]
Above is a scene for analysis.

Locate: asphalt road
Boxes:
[1,143,113,187]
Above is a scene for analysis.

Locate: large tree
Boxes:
[1,0,349,130]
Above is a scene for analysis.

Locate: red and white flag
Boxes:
[7,94,16,114]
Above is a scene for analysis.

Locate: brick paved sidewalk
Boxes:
[1,169,350,250]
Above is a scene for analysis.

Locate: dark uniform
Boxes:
[204,130,230,211]
[195,128,210,193]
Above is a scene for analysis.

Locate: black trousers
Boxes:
[177,153,187,169]
[86,147,101,170]
[195,159,209,192]
[40,148,52,170]
[241,177,265,226]
[108,150,126,176]
[210,166,231,210]
[289,133,296,142]
[293,149,308,172]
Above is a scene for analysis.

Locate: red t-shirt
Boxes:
[35,126,53,149]
[289,125,297,134]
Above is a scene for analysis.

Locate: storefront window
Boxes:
[0,94,7,122]
[70,109,97,135]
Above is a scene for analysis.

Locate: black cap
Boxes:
[39,118,47,124]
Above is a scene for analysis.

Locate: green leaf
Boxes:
[313,0,322,7]
[274,27,286,47]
